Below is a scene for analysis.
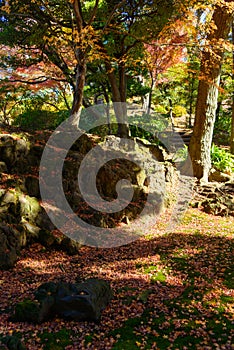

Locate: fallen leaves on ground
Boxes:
[0,208,233,350]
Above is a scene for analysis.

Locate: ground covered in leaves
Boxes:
[0,208,233,350]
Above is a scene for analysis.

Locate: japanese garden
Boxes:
[0,1,233,349]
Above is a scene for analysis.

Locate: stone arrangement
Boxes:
[192,182,234,216]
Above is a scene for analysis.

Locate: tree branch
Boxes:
[8,76,67,85]
[72,0,85,32]
[103,0,127,32]
[88,0,100,25]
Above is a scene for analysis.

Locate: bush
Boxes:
[154,105,167,114]
[211,144,234,174]
[213,111,231,145]
[13,109,69,130]
[173,105,187,118]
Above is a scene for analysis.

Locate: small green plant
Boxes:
[211,144,234,174]
[172,144,188,162]
[150,271,167,283]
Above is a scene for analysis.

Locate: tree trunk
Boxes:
[230,21,234,154]
[70,0,88,128]
[70,52,87,127]
[184,2,234,182]
[105,60,130,138]
[145,72,155,115]
[231,103,234,154]
[188,72,195,128]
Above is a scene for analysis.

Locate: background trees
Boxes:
[0,0,176,136]
[0,0,234,180]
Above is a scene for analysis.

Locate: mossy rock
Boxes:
[13,279,112,323]
[1,335,26,350]
[19,194,41,222]
[60,237,82,255]
[13,299,40,323]
[38,229,57,247]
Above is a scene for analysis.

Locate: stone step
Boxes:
[172,129,193,147]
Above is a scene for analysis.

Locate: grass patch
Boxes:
[110,317,143,350]
[150,271,167,284]
[39,329,72,350]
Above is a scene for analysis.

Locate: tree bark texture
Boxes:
[187,1,234,181]
[231,100,234,154]
[70,0,88,128]
[105,60,130,137]
[70,51,87,127]
[230,21,234,154]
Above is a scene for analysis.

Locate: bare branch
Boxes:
[7,76,67,85]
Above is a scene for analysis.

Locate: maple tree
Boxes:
[143,19,189,114]
[0,46,72,126]
[0,0,178,136]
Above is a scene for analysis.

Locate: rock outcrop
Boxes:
[191,182,234,216]
[0,130,190,268]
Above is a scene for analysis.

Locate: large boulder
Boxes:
[63,135,170,227]
[0,130,187,268]
[0,189,48,268]
[13,278,112,323]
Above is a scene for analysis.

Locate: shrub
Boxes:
[13,109,69,130]
[211,144,234,174]
[173,105,187,118]
[154,105,167,114]
[213,110,231,145]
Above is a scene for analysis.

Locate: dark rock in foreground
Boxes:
[0,335,26,350]
[13,278,112,323]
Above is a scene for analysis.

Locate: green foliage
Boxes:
[154,105,168,114]
[13,110,69,130]
[173,105,187,118]
[172,144,188,162]
[150,271,167,284]
[80,108,169,144]
[152,62,198,123]
[215,113,231,133]
[213,110,232,145]
[127,79,151,98]
[211,144,234,174]
[129,112,169,138]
